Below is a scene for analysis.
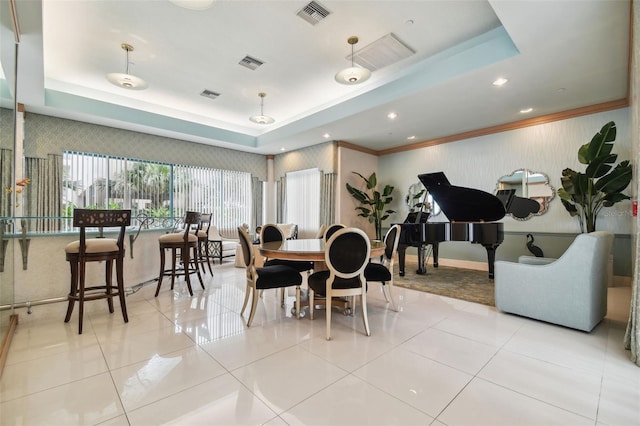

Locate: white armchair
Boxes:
[494,231,613,332]
[208,225,239,263]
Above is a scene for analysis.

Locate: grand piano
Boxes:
[396,172,505,279]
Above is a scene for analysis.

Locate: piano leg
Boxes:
[397,245,407,276]
[416,245,426,275]
[482,243,500,279]
[432,242,439,268]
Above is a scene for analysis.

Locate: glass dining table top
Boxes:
[259,238,384,261]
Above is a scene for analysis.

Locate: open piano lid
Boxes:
[418,172,506,222]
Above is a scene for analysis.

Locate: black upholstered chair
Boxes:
[308,227,371,340]
[64,209,131,334]
[365,224,401,311]
[324,223,346,241]
[260,224,313,273]
[238,227,302,326]
[155,211,205,297]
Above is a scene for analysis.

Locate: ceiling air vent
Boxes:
[296,1,330,26]
[351,33,415,72]
[200,89,220,100]
[238,55,264,70]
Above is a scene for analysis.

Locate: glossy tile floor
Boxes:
[1,262,639,425]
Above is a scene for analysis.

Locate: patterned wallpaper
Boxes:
[378,108,633,235]
[274,141,335,178]
[0,107,12,150]
[22,113,269,180]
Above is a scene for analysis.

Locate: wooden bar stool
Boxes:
[195,213,213,275]
[64,209,132,334]
[155,211,205,297]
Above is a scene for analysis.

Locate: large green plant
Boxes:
[345,171,395,240]
[558,121,632,233]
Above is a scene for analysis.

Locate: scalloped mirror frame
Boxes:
[406,182,442,217]
[496,169,556,220]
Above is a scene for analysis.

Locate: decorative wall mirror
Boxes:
[495,169,555,220]
[405,182,441,217]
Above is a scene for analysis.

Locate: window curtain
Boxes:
[320,172,336,227]
[285,168,320,237]
[24,154,63,232]
[277,176,285,223]
[0,149,12,218]
[251,176,263,231]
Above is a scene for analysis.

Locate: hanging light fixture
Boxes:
[335,36,371,85]
[249,92,275,124]
[106,43,148,90]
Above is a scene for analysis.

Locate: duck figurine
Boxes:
[526,233,544,257]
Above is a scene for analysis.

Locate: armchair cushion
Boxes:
[276,223,298,239]
[495,231,613,332]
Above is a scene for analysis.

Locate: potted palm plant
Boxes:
[558,121,632,233]
[345,171,395,240]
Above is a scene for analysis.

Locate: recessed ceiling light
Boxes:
[387,112,398,120]
[323,133,331,138]
[492,77,508,86]
[520,107,533,113]
[280,147,286,151]
[407,135,416,140]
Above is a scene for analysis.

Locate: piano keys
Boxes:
[395,172,506,279]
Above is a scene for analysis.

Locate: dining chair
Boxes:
[324,223,346,241]
[364,224,401,311]
[155,211,205,297]
[308,227,371,340]
[64,209,131,334]
[238,226,303,326]
[260,224,313,273]
[315,224,327,239]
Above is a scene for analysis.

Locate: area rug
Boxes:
[393,259,495,306]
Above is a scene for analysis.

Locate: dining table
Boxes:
[258,237,385,271]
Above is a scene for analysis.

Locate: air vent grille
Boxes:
[296,1,330,25]
[351,33,415,71]
[200,89,220,100]
[239,55,264,70]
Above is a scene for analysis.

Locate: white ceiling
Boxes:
[1,0,631,155]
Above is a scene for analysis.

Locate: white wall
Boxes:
[378,108,633,235]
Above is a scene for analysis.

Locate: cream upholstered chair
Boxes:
[237,227,303,326]
[209,225,238,263]
[365,224,401,311]
[64,209,131,334]
[156,212,205,297]
[308,227,371,340]
[494,231,613,332]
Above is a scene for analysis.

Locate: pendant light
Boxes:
[106,43,148,90]
[249,92,275,124]
[335,36,371,85]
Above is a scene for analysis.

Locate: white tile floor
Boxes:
[1,262,639,426]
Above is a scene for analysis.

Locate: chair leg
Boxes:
[361,291,370,336]
[78,260,86,334]
[64,260,78,323]
[155,246,165,297]
[383,282,397,311]
[170,248,177,291]
[240,282,251,315]
[105,259,114,313]
[193,246,205,290]
[182,248,194,296]
[325,286,332,340]
[295,286,301,320]
[247,286,260,327]
[204,240,213,275]
[117,256,128,323]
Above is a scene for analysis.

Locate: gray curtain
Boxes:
[320,172,336,227]
[24,154,63,232]
[277,176,286,223]
[0,149,12,218]
[251,176,263,231]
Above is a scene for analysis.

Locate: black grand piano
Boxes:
[396,172,505,279]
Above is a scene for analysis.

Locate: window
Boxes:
[285,168,320,237]
[63,151,251,233]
